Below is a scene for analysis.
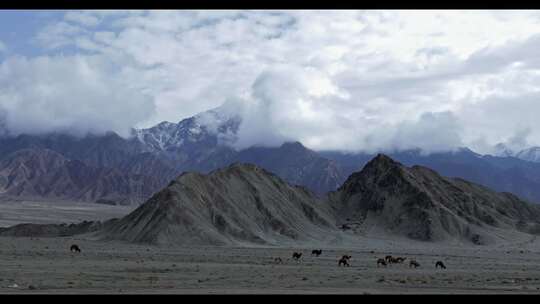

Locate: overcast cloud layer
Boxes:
[1,10,540,153]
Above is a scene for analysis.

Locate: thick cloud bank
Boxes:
[218,67,463,153]
[0,55,155,137]
[2,10,540,153]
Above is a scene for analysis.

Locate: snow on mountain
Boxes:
[516,147,540,163]
[492,143,515,157]
[134,121,187,152]
[489,143,540,163]
[132,107,241,153]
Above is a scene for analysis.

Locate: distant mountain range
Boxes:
[0,108,342,204]
[0,148,165,205]
[2,107,540,205]
[5,155,540,246]
[97,155,540,245]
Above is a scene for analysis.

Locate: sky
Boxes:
[1,10,540,154]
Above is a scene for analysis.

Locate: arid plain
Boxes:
[1,201,540,294]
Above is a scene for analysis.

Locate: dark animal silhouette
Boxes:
[435,261,446,269]
[377,258,387,267]
[409,260,420,268]
[311,249,322,257]
[338,255,351,267]
[340,224,351,231]
[395,257,406,263]
[338,259,349,266]
[385,256,406,264]
[292,252,302,260]
[70,244,81,253]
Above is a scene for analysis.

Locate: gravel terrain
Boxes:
[1,234,540,294]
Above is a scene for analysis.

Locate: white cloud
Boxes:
[222,67,462,153]
[382,112,464,154]
[4,10,540,153]
[0,55,156,137]
[35,21,86,50]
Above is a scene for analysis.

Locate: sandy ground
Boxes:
[2,235,540,294]
[0,198,134,227]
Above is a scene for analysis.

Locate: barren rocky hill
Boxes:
[5,154,540,247]
[233,142,344,194]
[98,155,540,247]
[100,163,335,246]
[321,148,540,204]
[329,154,540,244]
[0,148,164,205]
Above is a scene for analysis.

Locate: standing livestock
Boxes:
[311,249,322,257]
[338,255,351,267]
[70,244,81,253]
[292,252,302,261]
[409,260,420,268]
[435,261,446,269]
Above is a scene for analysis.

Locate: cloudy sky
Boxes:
[1,10,540,154]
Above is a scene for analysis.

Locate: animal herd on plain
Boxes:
[68,244,447,270]
[276,250,447,270]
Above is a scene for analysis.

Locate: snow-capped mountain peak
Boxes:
[492,143,515,157]
[516,147,540,163]
[490,142,540,163]
[132,107,241,153]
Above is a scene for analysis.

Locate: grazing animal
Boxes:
[409,260,420,268]
[386,256,405,264]
[338,255,351,267]
[341,224,351,231]
[311,249,322,257]
[395,257,407,263]
[435,261,446,269]
[292,252,302,260]
[274,257,283,264]
[70,244,81,253]
[377,258,387,267]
